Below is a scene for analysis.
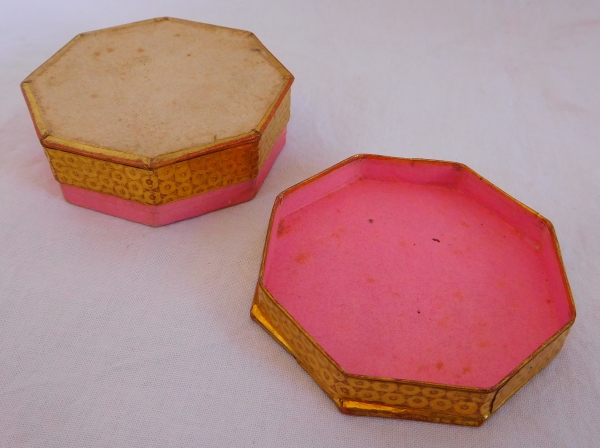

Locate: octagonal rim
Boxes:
[256,154,576,394]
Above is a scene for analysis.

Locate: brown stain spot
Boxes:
[478,341,490,349]
[277,221,289,236]
[294,252,310,264]
[187,53,191,57]
[436,362,444,370]
[107,47,115,53]
[136,54,151,64]
[462,366,472,375]
[453,290,464,302]
[437,318,448,328]
[450,247,463,255]
[331,227,346,238]
[137,47,145,53]
[174,33,181,37]
[93,51,101,57]
[417,365,426,373]
[459,220,470,227]
[277,216,303,237]
[367,277,375,284]
[91,93,99,99]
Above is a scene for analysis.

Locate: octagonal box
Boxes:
[21,17,293,226]
[251,154,576,426]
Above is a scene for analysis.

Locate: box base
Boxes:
[59,127,287,226]
[251,155,575,426]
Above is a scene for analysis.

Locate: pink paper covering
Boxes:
[263,157,573,388]
[60,127,287,226]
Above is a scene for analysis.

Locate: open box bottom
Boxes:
[252,155,575,426]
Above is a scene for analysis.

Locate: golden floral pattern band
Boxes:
[45,143,258,206]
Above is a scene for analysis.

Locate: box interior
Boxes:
[263,157,573,388]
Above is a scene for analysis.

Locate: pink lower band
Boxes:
[60,127,287,226]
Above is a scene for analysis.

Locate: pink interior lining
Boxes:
[263,157,573,388]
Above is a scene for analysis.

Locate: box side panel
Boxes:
[457,170,545,244]
[254,127,287,190]
[261,159,362,281]
[254,285,343,398]
[359,157,463,187]
[491,327,571,413]
[540,228,575,325]
[274,161,362,219]
[258,90,290,169]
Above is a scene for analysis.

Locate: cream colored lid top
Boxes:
[26,18,290,158]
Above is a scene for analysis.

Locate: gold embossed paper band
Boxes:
[45,143,259,206]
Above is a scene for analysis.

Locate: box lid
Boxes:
[21,17,293,168]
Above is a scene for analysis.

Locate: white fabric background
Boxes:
[1,1,599,446]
